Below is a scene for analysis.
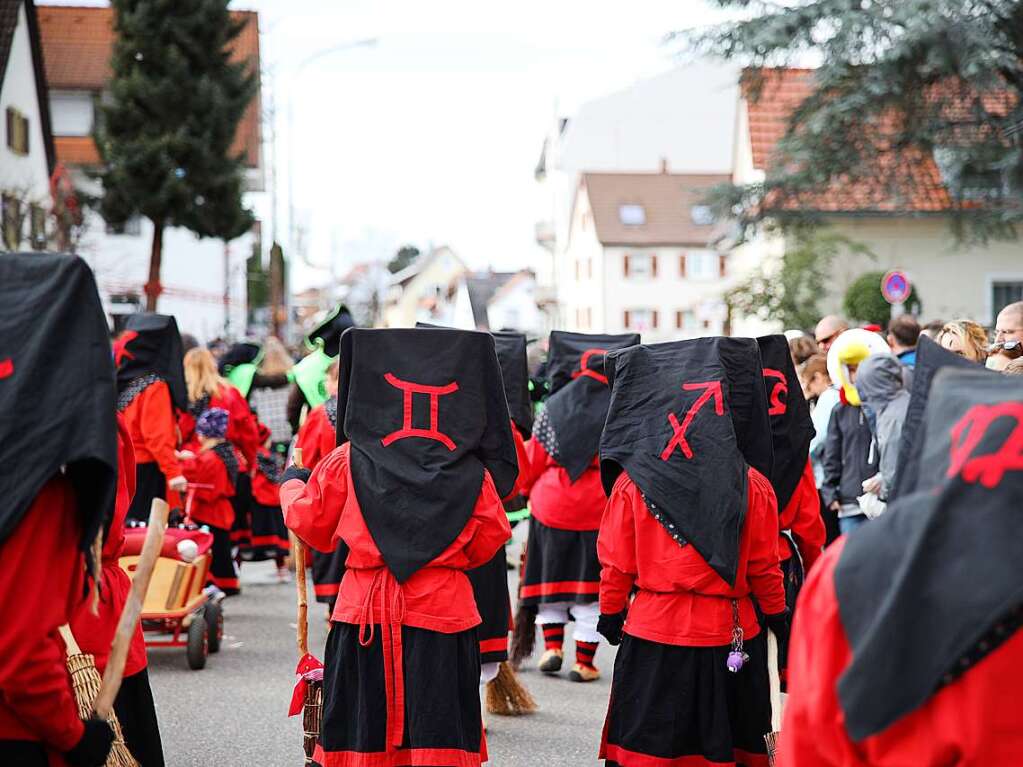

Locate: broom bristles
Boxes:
[509,605,537,669]
[764,731,779,767]
[302,679,323,764]
[485,662,537,716]
[65,652,138,767]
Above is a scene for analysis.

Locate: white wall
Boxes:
[488,275,545,335]
[0,3,51,208]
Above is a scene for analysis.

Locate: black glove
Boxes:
[65,718,115,767]
[281,465,311,484]
[765,610,791,647]
[597,610,627,646]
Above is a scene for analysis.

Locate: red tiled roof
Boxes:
[55,135,99,164]
[37,4,261,168]
[581,172,732,246]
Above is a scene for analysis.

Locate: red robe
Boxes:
[598,468,786,646]
[506,424,531,502]
[520,438,604,530]
[0,478,86,759]
[779,460,826,572]
[178,384,261,469]
[120,380,182,482]
[294,401,335,471]
[180,449,236,530]
[69,415,147,677]
[251,446,281,507]
[779,538,1023,766]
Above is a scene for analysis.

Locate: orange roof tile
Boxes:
[55,135,99,165]
[38,4,260,168]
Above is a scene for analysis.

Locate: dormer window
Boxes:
[618,204,646,226]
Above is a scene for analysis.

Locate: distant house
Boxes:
[0,0,55,251]
[382,246,467,328]
[559,170,733,341]
[734,68,1023,324]
[36,5,264,339]
[451,269,549,335]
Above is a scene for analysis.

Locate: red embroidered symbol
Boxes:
[380,373,460,451]
[112,330,138,366]
[660,381,725,461]
[571,348,609,385]
[947,402,1023,487]
[0,358,12,379]
[763,368,788,416]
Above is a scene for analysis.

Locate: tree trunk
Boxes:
[145,218,164,312]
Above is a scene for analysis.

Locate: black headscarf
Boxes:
[756,335,814,511]
[537,331,640,482]
[218,341,261,376]
[335,328,519,583]
[114,313,187,411]
[306,304,356,357]
[546,331,640,395]
[600,337,774,586]
[0,253,118,554]
[889,335,996,500]
[835,369,1023,742]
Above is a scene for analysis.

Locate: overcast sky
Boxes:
[43,1,725,288]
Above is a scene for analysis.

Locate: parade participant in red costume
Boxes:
[780,369,1023,765]
[114,313,188,521]
[0,253,119,767]
[70,415,165,765]
[179,408,240,595]
[597,337,786,767]
[294,360,346,611]
[515,331,639,682]
[281,328,518,767]
[248,421,290,580]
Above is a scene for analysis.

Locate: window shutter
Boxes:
[651,254,658,277]
[676,310,683,329]
[652,310,659,329]
[5,109,12,151]
[719,254,727,278]
[624,254,631,277]
[680,253,687,277]
[624,310,631,329]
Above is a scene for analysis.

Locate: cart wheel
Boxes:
[205,601,224,654]
[187,614,208,670]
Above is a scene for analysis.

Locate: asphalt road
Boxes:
[149,530,616,766]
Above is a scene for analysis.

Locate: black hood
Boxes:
[114,313,187,411]
[600,337,773,586]
[0,253,118,556]
[306,304,356,357]
[218,341,261,376]
[546,331,640,395]
[335,328,518,582]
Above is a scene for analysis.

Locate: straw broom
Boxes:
[764,628,783,766]
[290,448,324,765]
[485,661,536,716]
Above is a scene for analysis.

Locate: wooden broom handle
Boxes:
[58,624,82,656]
[768,628,783,732]
[290,448,310,658]
[94,498,170,719]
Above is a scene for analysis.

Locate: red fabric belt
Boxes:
[358,569,407,750]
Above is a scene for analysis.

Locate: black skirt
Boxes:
[467,547,510,665]
[312,543,349,608]
[519,516,600,606]
[314,622,484,766]
[128,461,166,523]
[601,632,772,767]
[0,741,47,766]
[115,668,165,767]
[244,502,289,562]
[230,472,252,551]
[208,525,240,595]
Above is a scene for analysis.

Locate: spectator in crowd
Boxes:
[855,354,910,509]
[789,333,819,366]
[247,336,295,454]
[801,353,840,543]
[988,301,1023,371]
[814,315,849,354]
[919,319,944,340]
[886,315,921,368]
[936,320,989,363]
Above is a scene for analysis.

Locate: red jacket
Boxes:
[597,468,786,647]
[779,538,1023,766]
[70,416,147,677]
[121,380,182,481]
[779,460,825,572]
[505,424,531,502]
[521,437,605,530]
[0,477,86,757]
[180,448,236,530]
[178,384,261,469]
[280,443,511,632]
[251,446,281,507]
[294,402,335,472]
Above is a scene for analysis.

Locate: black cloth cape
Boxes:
[334,328,519,583]
[600,337,774,586]
[546,330,640,395]
[756,335,814,511]
[835,369,1023,742]
[115,313,187,411]
[889,335,996,500]
[415,323,533,439]
[218,341,261,376]
[306,303,356,357]
[0,253,117,553]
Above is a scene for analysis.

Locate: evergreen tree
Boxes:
[689,0,1023,244]
[96,0,256,310]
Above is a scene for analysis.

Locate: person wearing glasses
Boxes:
[988,301,1023,371]
[814,315,850,354]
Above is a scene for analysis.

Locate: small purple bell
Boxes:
[727,651,748,672]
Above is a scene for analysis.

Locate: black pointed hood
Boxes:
[114,313,187,411]
[306,304,356,357]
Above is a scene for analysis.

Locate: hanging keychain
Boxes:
[727,599,749,672]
